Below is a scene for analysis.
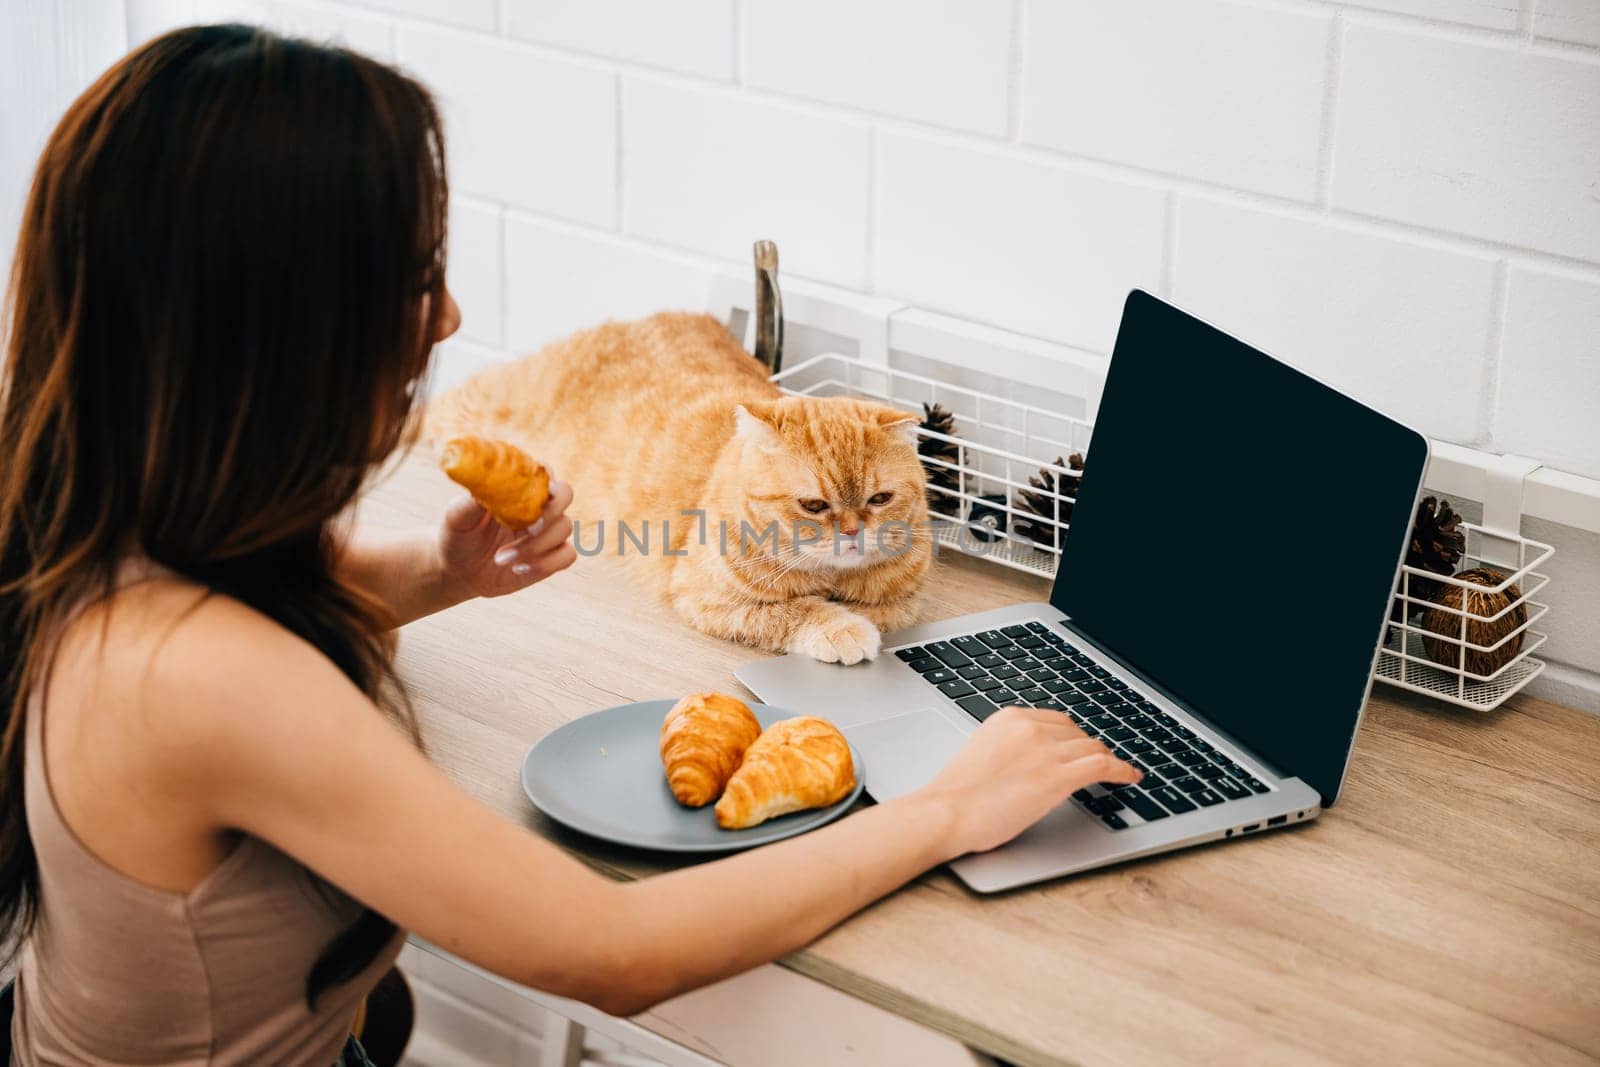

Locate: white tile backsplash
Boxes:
[504,217,715,352]
[1536,0,1600,47]
[1022,0,1332,201]
[1497,267,1600,479]
[744,0,1012,135]
[1331,25,1600,263]
[396,25,617,226]
[448,197,505,348]
[875,132,1166,352]
[1172,196,1498,443]
[621,77,871,287]
[1337,0,1521,31]
[504,0,735,79]
[332,0,494,32]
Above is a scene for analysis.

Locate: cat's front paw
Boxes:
[789,609,882,665]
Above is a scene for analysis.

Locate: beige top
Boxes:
[11,622,402,1064]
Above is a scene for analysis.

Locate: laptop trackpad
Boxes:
[845,710,968,804]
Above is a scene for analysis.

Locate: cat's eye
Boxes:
[867,491,894,507]
[799,498,830,514]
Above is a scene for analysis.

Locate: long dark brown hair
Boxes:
[0,25,448,1005]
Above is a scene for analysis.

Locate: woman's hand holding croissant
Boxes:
[438,476,577,600]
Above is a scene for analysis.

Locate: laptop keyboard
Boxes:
[893,622,1271,832]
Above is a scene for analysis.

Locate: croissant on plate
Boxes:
[659,693,763,808]
[715,716,855,830]
[439,434,551,529]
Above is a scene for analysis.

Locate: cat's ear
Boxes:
[734,403,782,452]
[873,405,920,442]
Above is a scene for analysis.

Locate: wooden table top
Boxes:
[360,452,1600,1067]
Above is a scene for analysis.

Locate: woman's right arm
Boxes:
[150,596,1138,1016]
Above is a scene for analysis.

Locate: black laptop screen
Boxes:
[1051,291,1427,805]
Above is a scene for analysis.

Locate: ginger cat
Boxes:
[426,312,932,663]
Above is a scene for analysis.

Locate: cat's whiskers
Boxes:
[740,547,810,591]
[724,551,782,572]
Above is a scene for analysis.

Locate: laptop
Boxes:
[735,290,1430,893]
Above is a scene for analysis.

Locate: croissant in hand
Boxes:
[659,693,763,808]
[439,434,551,529]
[715,717,856,830]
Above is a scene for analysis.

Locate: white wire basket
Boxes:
[772,352,1090,579]
[771,349,1552,713]
[1377,525,1552,710]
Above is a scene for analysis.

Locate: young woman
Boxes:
[0,25,1139,1065]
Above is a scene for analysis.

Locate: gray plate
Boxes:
[521,700,866,853]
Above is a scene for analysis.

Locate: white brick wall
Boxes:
[1537,0,1600,46]
[1342,0,1520,31]
[1331,24,1600,263]
[110,0,1596,490]
[876,131,1166,353]
[503,216,714,351]
[1497,267,1600,479]
[745,0,1013,135]
[1171,197,1498,441]
[1021,0,1334,200]
[395,25,617,226]
[342,0,494,33]
[505,0,735,79]
[621,76,872,285]
[449,197,506,348]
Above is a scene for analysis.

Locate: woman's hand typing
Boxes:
[919,706,1142,856]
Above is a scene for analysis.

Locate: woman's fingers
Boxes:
[491,478,574,560]
[992,705,1135,781]
[1069,751,1142,787]
[498,514,572,563]
[1001,705,1091,738]
[498,516,575,575]
[995,705,1082,734]
[445,493,491,533]
[509,541,577,581]
[539,479,573,524]
[1019,712,1138,786]
[1059,737,1111,762]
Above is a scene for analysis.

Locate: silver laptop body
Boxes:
[736,604,1324,893]
[735,291,1426,893]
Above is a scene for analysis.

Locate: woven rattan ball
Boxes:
[1420,567,1526,677]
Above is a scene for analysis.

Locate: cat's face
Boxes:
[733,397,928,570]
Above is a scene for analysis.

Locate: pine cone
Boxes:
[918,402,963,516]
[1012,454,1084,548]
[1393,496,1467,621]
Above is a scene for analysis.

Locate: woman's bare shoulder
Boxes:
[43,577,360,890]
[52,576,362,783]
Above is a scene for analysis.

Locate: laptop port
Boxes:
[1267,815,1288,827]
[1241,823,1260,833]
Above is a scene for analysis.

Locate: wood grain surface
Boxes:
[359,451,1600,1067]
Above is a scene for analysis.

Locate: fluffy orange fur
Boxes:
[426,312,931,662]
